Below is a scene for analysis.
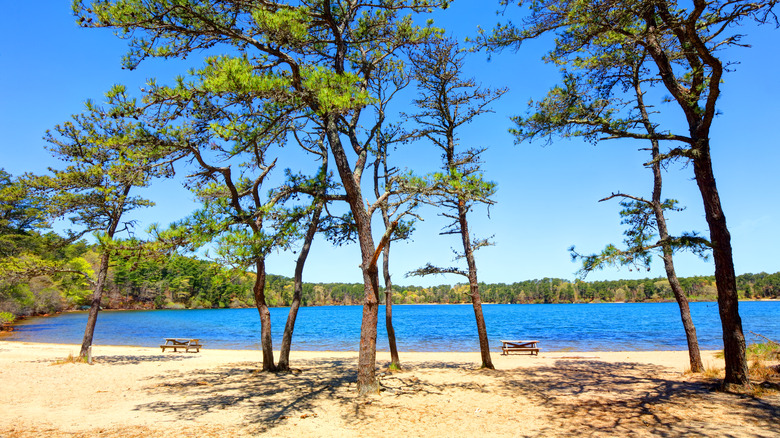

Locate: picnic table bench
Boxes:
[160,338,202,353]
[501,340,539,356]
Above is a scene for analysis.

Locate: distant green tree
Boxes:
[0,170,46,258]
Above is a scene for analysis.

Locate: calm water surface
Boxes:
[6,302,779,352]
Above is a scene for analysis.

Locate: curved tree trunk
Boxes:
[661,250,704,372]
[652,168,704,372]
[253,259,276,372]
[691,141,749,388]
[382,240,401,369]
[277,199,324,371]
[651,161,703,372]
[79,251,111,360]
[458,200,494,369]
[640,9,749,388]
[633,60,704,373]
[79,186,128,361]
[373,136,402,371]
[325,121,381,395]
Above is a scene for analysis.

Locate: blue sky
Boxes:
[1,2,778,288]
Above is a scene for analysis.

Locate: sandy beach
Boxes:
[0,341,777,437]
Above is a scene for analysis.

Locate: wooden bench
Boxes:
[501,340,539,356]
[160,338,202,353]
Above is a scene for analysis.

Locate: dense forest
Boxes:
[2,238,778,324]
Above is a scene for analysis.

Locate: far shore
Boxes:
[2,340,778,437]
[7,296,780,318]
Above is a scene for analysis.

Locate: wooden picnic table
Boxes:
[160,338,202,353]
[501,340,539,356]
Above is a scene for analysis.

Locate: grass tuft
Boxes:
[701,364,723,379]
[51,353,90,366]
[747,341,780,361]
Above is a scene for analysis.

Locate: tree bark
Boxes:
[79,250,111,360]
[357,263,381,394]
[253,258,276,372]
[637,65,704,373]
[79,186,129,361]
[382,239,401,369]
[652,194,704,372]
[374,147,401,370]
[457,200,494,369]
[691,141,749,387]
[651,167,703,373]
[325,120,381,395]
[277,199,324,371]
[640,6,750,388]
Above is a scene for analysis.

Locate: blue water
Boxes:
[5,302,779,352]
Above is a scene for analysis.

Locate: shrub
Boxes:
[164,302,186,310]
[153,295,166,309]
[0,311,14,325]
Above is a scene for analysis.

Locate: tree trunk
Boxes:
[458,200,494,369]
[325,120,380,394]
[79,250,111,360]
[661,251,704,372]
[277,199,324,371]
[647,139,704,372]
[691,141,749,388]
[78,190,128,361]
[374,139,401,370]
[634,60,705,373]
[357,263,381,394]
[383,240,401,369]
[640,10,749,388]
[253,259,276,372]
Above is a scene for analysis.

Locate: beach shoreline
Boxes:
[1,341,777,437]
[0,340,727,368]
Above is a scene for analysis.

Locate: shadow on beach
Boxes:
[95,354,199,365]
[134,357,361,434]
[127,356,779,436]
[493,360,780,437]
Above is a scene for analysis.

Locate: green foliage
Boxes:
[0,311,14,324]
[0,169,46,258]
[402,38,504,280]
[571,199,711,277]
[75,0,443,116]
[4,230,780,315]
[21,86,182,251]
[489,0,779,158]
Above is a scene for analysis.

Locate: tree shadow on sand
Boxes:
[128,356,779,436]
[386,360,478,371]
[95,354,198,365]
[133,357,363,434]
[493,360,779,437]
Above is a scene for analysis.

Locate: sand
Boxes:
[0,341,777,437]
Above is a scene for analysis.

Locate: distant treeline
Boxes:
[3,244,778,321]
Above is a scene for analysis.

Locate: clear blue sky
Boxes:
[2,2,778,288]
